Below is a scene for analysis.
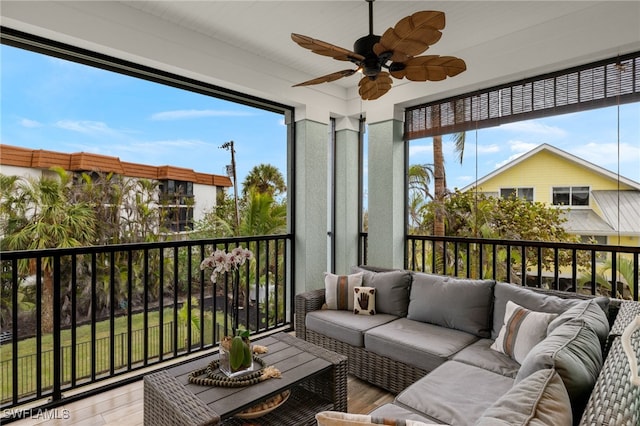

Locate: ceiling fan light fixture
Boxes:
[291,0,465,100]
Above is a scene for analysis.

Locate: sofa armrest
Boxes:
[579,334,640,426]
[295,288,325,340]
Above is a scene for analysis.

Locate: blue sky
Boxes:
[2,44,639,198]
[0,44,288,194]
[409,103,640,190]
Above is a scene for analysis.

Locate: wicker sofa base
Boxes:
[305,329,428,394]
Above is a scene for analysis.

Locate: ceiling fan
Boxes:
[291,0,466,100]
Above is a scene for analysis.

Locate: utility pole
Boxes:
[220,141,240,233]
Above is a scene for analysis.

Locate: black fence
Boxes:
[406,235,640,301]
[0,321,225,402]
[0,234,293,409]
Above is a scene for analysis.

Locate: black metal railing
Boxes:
[406,235,640,301]
[0,234,292,410]
[0,321,225,400]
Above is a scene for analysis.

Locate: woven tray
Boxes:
[221,386,333,425]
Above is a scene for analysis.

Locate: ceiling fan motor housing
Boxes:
[354,34,382,77]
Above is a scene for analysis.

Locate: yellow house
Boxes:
[462,144,640,248]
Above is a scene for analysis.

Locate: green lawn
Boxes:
[0,308,227,402]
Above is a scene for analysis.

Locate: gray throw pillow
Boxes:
[351,267,412,317]
[476,368,572,426]
[407,273,495,338]
[492,282,581,340]
[516,319,603,422]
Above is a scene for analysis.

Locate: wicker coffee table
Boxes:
[144,332,348,425]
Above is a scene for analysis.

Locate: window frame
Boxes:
[552,186,591,207]
[499,186,534,202]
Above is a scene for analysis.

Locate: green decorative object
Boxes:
[220,329,253,377]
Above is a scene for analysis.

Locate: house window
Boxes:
[500,187,533,202]
[552,186,589,206]
[159,179,194,232]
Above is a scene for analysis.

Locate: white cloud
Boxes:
[19,118,42,128]
[492,140,534,169]
[150,109,254,121]
[55,120,116,135]
[572,142,640,170]
[100,139,207,157]
[476,144,500,154]
[508,140,539,153]
[500,121,567,138]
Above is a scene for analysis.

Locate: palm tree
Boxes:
[408,164,433,233]
[2,168,96,333]
[432,132,466,236]
[0,175,29,245]
[241,164,286,199]
[239,189,287,236]
[579,256,638,299]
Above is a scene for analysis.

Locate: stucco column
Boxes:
[333,116,361,274]
[294,114,330,293]
[367,117,405,269]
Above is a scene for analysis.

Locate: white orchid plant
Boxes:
[199,246,254,284]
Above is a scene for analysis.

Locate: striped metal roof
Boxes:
[591,190,640,235]
[561,210,614,236]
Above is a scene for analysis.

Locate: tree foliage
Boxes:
[432,190,575,242]
[0,169,173,330]
[416,190,590,280]
[197,164,287,238]
[241,163,286,199]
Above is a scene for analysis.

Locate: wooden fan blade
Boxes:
[389,55,466,81]
[293,69,358,87]
[358,72,393,101]
[374,11,445,63]
[291,33,365,63]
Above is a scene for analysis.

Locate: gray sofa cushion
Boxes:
[516,319,603,422]
[352,267,412,317]
[451,339,521,378]
[395,361,514,426]
[476,368,572,426]
[492,282,581,339]
[548,298,610,346]
[365,318,479,373]
[408,273,495,338]
[305,309,398,347]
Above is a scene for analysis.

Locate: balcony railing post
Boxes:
[11,259,19,405]
[52,255,62,402]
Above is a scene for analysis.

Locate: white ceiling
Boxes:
[2,1,639,121]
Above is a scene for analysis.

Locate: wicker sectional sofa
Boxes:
[295,266,640,426]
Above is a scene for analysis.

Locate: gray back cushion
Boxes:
[407,273,495,338]
[351,267,412,317]
[516,319,603,422]
[492,282,581,340]
[548,298,610,347]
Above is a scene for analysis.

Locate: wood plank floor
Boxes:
[9,375,394,426]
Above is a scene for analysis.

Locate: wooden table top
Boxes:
[166,333,333,419]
